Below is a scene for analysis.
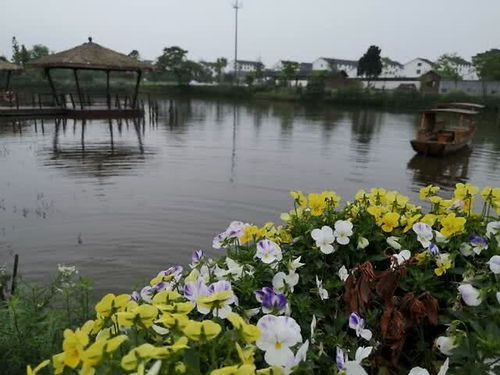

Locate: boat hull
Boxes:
[410,140,471,156]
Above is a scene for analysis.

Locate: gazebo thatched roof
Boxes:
[0,60,22,71]
[27,40,153,72]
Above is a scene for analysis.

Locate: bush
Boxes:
[0,266,91,375]
[25,185,499,375]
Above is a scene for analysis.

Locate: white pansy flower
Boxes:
[458,284,482,306]
[488,255,500,274]
[282,340,309,375]
[337,346,372,375]
[310,315,317,343]
[412,222,433,248]
[225,257,244,279]
[244,308,261,318]
[434,230,449,244]
[449,199,465,211]
[496,292,500,304]
[334,220,354,245]
[256,315,302,367]
[273,271,299,293]
[435,336,457,356]
[338,265,349,282]
[409,358,449,375]
[387,236,402,250]
[486,221,500,242]
[311,226,335,254]
[392,250,411,268]
[316,276,329,300]
[288,256,305,273]
[459,242,473,257]
[256,239,283,264]
[357,236,369,249]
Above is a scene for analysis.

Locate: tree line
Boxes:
[3,37,500,86]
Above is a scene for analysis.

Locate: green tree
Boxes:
[11,37,31,66]
[280,61,299,87]
[157,46,190,85]
[244,73,255,87]
[213,57,227,83]
[433,53,469,80]
[357,45,382,79]
[0,56,7,62]
[128,50,140,60]
[30,44,49,60]
[472,49,500,80]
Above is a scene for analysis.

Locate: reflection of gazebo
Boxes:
[0,60,22,90]
[27,39,152,110]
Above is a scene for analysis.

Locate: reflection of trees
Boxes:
[407,151,471,188]
[350,109,382,145]
[42,118,150,182]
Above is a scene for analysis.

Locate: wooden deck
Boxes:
[0,107,144,119]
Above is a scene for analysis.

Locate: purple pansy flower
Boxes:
[469,235,488,255]
[190,250,205,268]
[428,242,440,256]
[349,312,373,341]
[336,347,347,370]
[254,287,287,314]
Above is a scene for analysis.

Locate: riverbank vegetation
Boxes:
[0,265,91,375]
[20,184,499,375]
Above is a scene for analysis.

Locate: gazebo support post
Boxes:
[6,71,12,90]
[132,70,142,109]
[45,68,60,107]
[73,69,84,110]
[106,70,111,109]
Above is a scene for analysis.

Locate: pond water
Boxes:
[1,98,499,292]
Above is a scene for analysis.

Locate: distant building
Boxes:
[440,80,500,96]
[272,60,313,76]
[312,57,358,77]
[380,57,404,78]
[401,58,434,77]
[455,61,478,80]
[229,60,264,74]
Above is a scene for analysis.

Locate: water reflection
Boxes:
[407,150,471,187]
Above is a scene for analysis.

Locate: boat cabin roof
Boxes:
[434,102,485,110]
[424,108,479,115]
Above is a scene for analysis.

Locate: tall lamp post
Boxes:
[233,0,242,85]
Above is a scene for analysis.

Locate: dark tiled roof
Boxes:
[319,57,358,67]
[236,60,264,67]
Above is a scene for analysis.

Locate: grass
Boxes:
[0,270,92,375]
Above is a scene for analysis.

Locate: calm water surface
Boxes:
[1,98,499,292]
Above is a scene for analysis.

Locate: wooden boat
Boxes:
[410,103,484,156]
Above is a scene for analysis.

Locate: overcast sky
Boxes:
[1,0,499,66]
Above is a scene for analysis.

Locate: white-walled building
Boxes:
[312,57,358,77]
[456,62,478,80]
[380,58,404,78]
[228,60,264,73]
[400,58,434,77]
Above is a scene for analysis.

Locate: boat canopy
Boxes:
[435,102,485,110]
[424,108,479,115]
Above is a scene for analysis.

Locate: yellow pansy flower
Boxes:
[355,189,368,202]
[454,183,479,199]
[415,251,429,265]
[240,225,260,244]
[434,255,452,276]
[402,214,422,232]
[290,191,307,208]
[369,188,387,204]
[379,212,400,232]
[235,343,256,365]
[95,293,130,318]
[52,352,65,375]
[152,290,183,306]
[321,190,341,207]
[121,344,160,371]
[439,213,466,237]
[159,301,195,315]
[115,304,158,327]
[256,367,285,375]
[157,312,190,328]
[62,328,89,368]
[197,290,234,313]
[308,193,327,216]
[367,205,385,219]
[227,312,261,342]
[211,364,257,375]
[182,320,221,341]
[421,214,438,227]
[26,360,50,375]
[419,185,440,200]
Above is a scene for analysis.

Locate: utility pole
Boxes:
[233,0,242,85]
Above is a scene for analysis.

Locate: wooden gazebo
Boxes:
[27,39,152,110]
[0,60,22,90]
